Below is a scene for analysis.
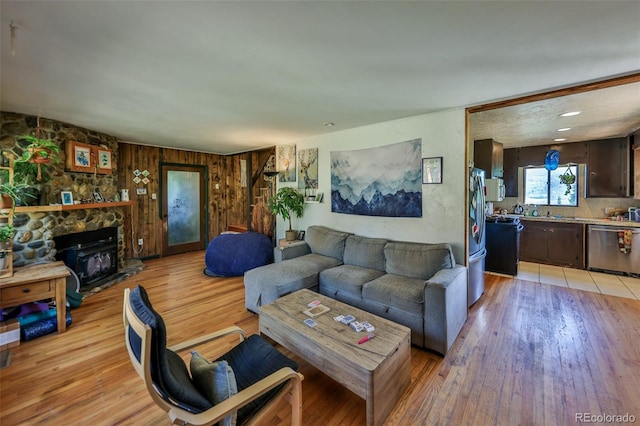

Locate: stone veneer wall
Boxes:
[1,111,126,268]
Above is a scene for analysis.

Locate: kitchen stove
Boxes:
[486,214,522,224]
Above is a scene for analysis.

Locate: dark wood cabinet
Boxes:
[503,148,518,197]
[586,137,630,197]
[519,220,584,268]
[517,145,549,167]
[519,221,548,263]
[474,139,503,178]
[550,141,588,164]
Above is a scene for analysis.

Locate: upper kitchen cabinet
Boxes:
[586,137,630,197]
[474,139,503,178]
[516,145,549,167]
[503,148,518,197]
[549,141,589,164]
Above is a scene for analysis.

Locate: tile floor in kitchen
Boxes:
[510,261,640,300]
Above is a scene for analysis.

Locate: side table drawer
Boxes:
[1,281,54,306]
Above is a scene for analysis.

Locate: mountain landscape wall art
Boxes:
[330,139,422,217]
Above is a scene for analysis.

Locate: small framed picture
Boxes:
[97,149,112,170]
[422,157,443,184]
[74,145,91,167]
[315,192,324,202]
[61,191,74,206]
[297,230,306,240]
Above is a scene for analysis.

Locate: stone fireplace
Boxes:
[1,111,127,269]
[54,228,119,289]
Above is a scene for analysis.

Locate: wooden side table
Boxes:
[0,262,70,333]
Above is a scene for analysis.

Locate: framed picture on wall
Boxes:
[61,191,74,206]
[66,141,94,173]
[422,157,443,184]
[96,148,112,174]
[74,145,91,167]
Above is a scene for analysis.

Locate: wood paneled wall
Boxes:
[118,143,274,259]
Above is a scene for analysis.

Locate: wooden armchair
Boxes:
[123,285,303,425]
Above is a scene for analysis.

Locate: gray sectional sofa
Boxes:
[244,225,468,355]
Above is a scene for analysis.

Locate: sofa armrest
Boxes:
[275,242,311,262]
[423,264,468,355]
[425,264,467,288]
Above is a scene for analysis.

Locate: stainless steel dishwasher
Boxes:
[587,225,640,274]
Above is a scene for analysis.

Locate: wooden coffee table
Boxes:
[259,289,411,426]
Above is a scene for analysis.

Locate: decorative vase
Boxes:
[285,230,298,241]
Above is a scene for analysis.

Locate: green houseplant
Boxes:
[18,135,61,163]
[268,187,305,241]
[559,167,576,195]
[0,224,12,270]
[17,135,61,183]
[0,224,14,249]
[1,180,36,211]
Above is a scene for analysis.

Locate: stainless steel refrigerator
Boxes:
[468,168,486,307]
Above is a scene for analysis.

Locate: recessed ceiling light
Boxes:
[554,138,567,142]
[557,127,571,132]
[559,111,581,117]
[323,122,335,127]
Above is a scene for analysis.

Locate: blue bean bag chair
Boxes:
[204,232,274,277]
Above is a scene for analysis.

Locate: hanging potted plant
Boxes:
[17,135,60,181]
[17,115,61,182]
[19,135,60,163]
[268,187,305,241]
[559,167,576,195]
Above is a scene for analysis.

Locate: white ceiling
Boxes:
[1,1,639,154]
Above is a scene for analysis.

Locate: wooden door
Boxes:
[161,163,207,256]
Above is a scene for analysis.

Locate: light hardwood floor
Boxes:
[1,251,639,425]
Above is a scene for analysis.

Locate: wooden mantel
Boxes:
[14,200,135,213]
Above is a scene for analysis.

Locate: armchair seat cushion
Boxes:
[217,334,298,424]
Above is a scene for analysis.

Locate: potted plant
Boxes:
[0,180,37,210]
[0,224,12,270]
[17,135,60,182]
[0,224,14,250]
[13,161,47,205]
[559,168,576,195]
[268,187,305,241]
[18,135,60,163]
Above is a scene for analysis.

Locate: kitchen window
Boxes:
[523,165,578,207]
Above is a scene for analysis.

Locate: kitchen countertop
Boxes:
[518,216,640,228]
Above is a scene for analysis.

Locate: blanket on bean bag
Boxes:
[204,232,273,277]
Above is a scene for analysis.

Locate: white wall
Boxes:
[274,108,468,264]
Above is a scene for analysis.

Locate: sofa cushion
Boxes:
[362,274,426,315]
[384,242,454,280]
[319,265,386,298]
[305,226,351,261]
[343,235,387,271]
